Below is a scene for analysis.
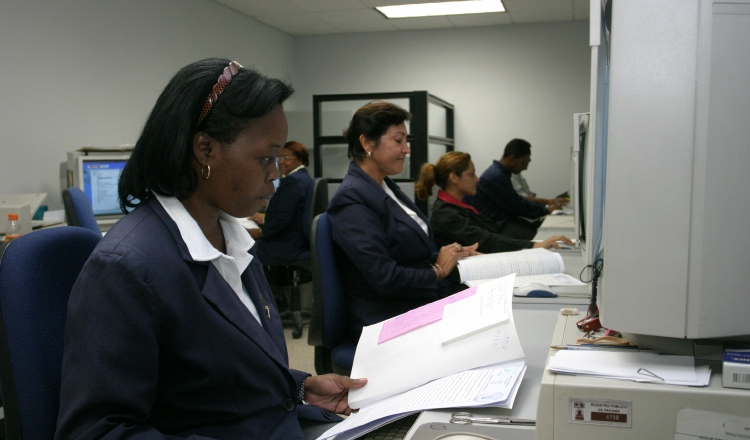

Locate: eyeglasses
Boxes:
[277,156,297,162]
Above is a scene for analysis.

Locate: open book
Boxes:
[456,248,564,284]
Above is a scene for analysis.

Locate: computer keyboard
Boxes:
[361,413,421,440]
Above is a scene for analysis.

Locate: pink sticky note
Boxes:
[377,286,477,344]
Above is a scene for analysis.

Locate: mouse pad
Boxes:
[409,422,534,440]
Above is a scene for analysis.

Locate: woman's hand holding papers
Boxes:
[435,242,480,280]
[304,375,368,414]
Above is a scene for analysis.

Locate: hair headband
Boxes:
[195,61,243,127]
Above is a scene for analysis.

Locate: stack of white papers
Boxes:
[317,361,527,440]
[547,350,711,386]
[349,275,524,408]
[318,275,527,440]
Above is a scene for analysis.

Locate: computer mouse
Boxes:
[513,283,557,298]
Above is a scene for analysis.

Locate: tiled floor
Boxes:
[284,324,316,375]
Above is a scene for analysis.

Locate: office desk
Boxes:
[403,298,589,440]
[534,214,575,241]
[536,315,750,440]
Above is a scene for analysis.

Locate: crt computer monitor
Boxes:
[76,155,131,217]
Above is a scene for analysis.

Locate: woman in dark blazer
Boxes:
[55,59,364,440]
[252,141,313,265]
[327,102,478,344]
[415,151,571,254]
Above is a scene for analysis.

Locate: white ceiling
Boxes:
[212,0,590,36]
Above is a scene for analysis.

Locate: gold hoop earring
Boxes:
[201,164,211,180]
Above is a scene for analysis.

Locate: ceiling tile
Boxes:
[255,12,329,28]
[502,0,572,12]
[447,12,512,27]
[288,0,371,13]
[509,9,573,23]
[214,0,305,16]
[211,0,583,36]
[333,20,401,33]
[314,8,385,24]
[388,16,454,30]
[360,0,448,6]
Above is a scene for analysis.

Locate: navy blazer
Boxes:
[466,161,548,223]
[56,197,333,440]
[256,168,313,265]
[327,163,452,343]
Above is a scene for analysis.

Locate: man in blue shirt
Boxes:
[467,139,564,240]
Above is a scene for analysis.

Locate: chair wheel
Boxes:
[292,328,303,339]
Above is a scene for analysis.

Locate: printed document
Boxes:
[440,275,514,344]
[547,350,711,386]
[349,276,525,408]
[317,361,527,440]
[674,408,750,440]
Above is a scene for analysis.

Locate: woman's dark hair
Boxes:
[284,141,309,167]
[415,151,472,200]
[119,58,294,210]
[344,101,412,162]
[502,138,531,158]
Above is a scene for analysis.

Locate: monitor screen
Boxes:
[79,158,129,216]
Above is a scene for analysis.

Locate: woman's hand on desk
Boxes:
[434,242,479,280]
[533,235,573,250]
[304,375,368,415]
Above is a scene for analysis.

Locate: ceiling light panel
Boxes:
[376,0,505,18]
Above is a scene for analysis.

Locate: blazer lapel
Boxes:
[385,180,436,251]
[200,265,288,368]
[147,197,290,367]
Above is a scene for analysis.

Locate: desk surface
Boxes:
[536,315,750,440]
[403,301,588,440]
[534,214,575,241]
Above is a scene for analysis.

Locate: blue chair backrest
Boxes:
[0,227,101,440]
[62,187,101,234]
[302,178,328,243]
[310,213,347,350]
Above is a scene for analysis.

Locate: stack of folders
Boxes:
[547,348,711,386]
[317,275,527,440]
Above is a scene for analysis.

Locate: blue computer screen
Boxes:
[81,159,128,216]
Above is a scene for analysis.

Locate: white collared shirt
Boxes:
[381,181,429,235]
[155,194,262,324]
[282,164,305,178]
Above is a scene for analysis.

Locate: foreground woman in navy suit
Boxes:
[55,58,365,440]
[327,102,479,344]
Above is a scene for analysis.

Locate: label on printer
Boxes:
[569,398,632,427]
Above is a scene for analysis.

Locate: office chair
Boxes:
[271,178,328,339]
[307,213,356,376]
[0,227,101,440]
[61,186,101,235]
